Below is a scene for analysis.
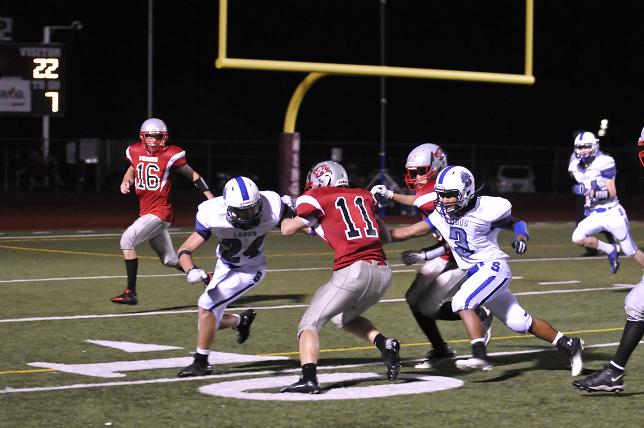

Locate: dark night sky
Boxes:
[2,0,644,149]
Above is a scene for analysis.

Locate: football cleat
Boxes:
[234,309,257,344]
[478,307,494,346]
[381,338,401,381]
[455,357,493,372]
[280,378,321,394]
[556,336,584,376]
[177,358,213,378]
[608,245,620,274]
[110,289,138,305]
[414,345,455,369]
[573,366,624,393]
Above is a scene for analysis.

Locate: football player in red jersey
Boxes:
[279,160,400,394]
[371,143,492,369]
[573,126,644,393]
[111,118,214,305]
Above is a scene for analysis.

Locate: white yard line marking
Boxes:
[2,341,641,395]
[537,280,580,285]
[0,285,634,324]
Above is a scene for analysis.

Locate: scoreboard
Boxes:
[0,43,65,116]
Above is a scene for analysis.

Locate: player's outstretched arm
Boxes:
[371,185,416,206]
[176,164,214,199]
[389,220,431,243]
[281,217,309,236]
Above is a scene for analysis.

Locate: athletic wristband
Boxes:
[513,220,530,240]
[193,177,210,193]
[593,189,609,199]
[177,249,192,259]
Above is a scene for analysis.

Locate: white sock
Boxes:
[470,338,485,345]
[596,241,613,254]
[233,314,241,327]
[196,348,210,356]
[551,332,564,346]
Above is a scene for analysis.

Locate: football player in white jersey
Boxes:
[568,131,644,274]
[389,165,584,373]
[573,127,644,393]
[176,176,293,377]
[371,143,493,369]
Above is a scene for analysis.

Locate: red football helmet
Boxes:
[139,118,168,155]
[404,143,447,190]
[639,126,644,168]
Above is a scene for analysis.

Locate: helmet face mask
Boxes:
[304,160,349,191]
[223,176,263,230]
[434,166,476,223]
[404,143,447,190]
[574,131,599,163]
[139,118,169,155]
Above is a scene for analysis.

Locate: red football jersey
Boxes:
[296,187,387,270]
[413,179,437,216]
[125,143,187,222]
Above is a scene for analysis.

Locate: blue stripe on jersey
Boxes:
[464,275,496,308]
[600,166,616,179]
[235,176,250,201]
[423,215,437,231]
[208,276,259,311]
[478,277,510,306]
[195,219,212,240]
[437,165,456,184]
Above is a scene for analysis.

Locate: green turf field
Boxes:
[1,222,643,427]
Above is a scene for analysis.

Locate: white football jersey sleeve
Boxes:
[195,191,284,268]
[568,153,618,210]
[426,196,511,269]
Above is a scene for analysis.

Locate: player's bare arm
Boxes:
[176,232,207,272]
[389,220,431,242]
[176,164,215,199]
[120,166,135,194]
[280,216,309,236]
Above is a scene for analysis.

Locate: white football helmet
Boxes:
[304,160,349,191]
[139,118,169,155]
[223,176,263,230]
[434,165,476,221]
[404,143,448,190]
[573,131,599,163]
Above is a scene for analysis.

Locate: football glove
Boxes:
[281,194,294,211]
[401,249,426,265]
[187,267,209,285]
[511,239,528,255]
[571,183,587,196]
[371,185,394,201]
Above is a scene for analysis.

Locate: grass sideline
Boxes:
[1,223,643,427]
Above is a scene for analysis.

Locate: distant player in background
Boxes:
[177,176,293,377]
[111,118,214,305]
[389,165,584,374]
[371,143,492,369]
[280,160,400,394]
[569,130,615,257]
[568,131,644,275]
[573,126,644,393]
